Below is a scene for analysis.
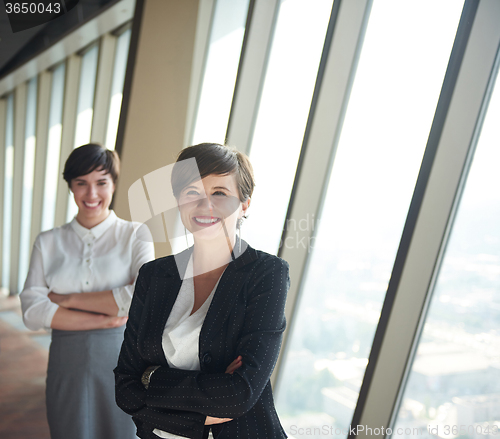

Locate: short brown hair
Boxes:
[63,143,120,187]
[171,143,255,203]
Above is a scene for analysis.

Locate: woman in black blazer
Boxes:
[114,143,290,439]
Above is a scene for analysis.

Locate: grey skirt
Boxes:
[47,326,137,439]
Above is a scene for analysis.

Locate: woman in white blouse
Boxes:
[115,143,290,439]
[20,143,155,439]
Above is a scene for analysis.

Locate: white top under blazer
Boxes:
[154,254,225,439]
[20,211,155,330]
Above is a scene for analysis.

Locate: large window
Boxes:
[0,8,133,298]
[17,77,38,292]
[66,44,99,222]
[41,63,66,232]
[105,28,132,150]
[190,0,250,145]
[393,53,500,437]
[244,0,334,255]
[1,94,14,292]
[275,1,465,437]
[73,44,99,148]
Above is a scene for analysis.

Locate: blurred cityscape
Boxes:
[276,205,500,439]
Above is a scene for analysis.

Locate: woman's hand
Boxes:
[50,307,127,331]
[49,290,119,316]
[205,416,233,425]
[203,356,243,425]
[48,292,73,308]
[104,316,128,328]
[225,355,242,374]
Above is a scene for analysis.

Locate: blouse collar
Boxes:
[70,210,118,241]
[172,235,255,280]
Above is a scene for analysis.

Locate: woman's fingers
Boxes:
[205,416,233,425]
[106,316,128,328]
[225,355,243,374]
[48,292,71,307]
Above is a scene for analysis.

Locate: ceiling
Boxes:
[0,0,120,79]
[0,6,48,73]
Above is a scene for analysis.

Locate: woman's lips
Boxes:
[193,216,221,227]
[83,201,101,209]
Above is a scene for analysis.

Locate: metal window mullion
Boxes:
[183,0,217,148]
[356,0,500,435]
[91,34,118,144]
[272,0,373,390]
[224,0,281,155]
[30,71,52,247]
[9,83,27,295]
[54,55,81,227]
[0,98,6,285]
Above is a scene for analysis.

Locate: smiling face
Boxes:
[177,173,249,243]
[71,168,115,228]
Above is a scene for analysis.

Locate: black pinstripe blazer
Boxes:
[114,238,290,439]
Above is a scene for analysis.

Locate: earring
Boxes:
[184,227,189,248]
[237,218,242,254]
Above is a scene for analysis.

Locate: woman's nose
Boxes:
[197,194,214,211]
[87,184,97,197]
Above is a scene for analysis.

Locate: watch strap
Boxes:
[141,365,160,389]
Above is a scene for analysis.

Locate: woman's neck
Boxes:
[75,209,111,230]
[192,234,236,276]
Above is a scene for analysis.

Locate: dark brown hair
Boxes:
[63,143,120,187]
[171,143,255,203]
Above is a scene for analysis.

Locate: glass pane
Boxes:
[18,77,38,292]
[73,44,99,148]
[393,57,500,437]
[105,28,131,151]
[191,0,250,145]
[41,63,65,232]
[2,94,14,292]
[275,1,465,437]
[244,0,334,254]
[67,44,99,223]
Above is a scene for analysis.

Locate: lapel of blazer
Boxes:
[145,248,191,365]
[146,237,259,365]
[199,237,259,348]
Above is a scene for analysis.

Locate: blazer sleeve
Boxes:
[114,264,207,438]
[145,256,290,418]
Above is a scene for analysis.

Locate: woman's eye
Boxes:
[187,190,199,195]
[77,182,86,186]
[98,182,107,186]
[213,191,226,196]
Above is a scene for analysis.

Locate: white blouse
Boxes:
[154,254,225,439]
[20,211,155,331]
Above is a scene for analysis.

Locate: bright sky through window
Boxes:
[274,1,465,436]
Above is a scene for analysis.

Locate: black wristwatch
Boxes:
[141,365,160,389]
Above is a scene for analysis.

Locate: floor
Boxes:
[0,294,51,439]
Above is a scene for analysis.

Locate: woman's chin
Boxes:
[191,228,233,243]
[80,209,104,218]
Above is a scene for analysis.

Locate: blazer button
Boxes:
[202,353,212,364]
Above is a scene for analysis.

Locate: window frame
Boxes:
[350,0,500,435]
